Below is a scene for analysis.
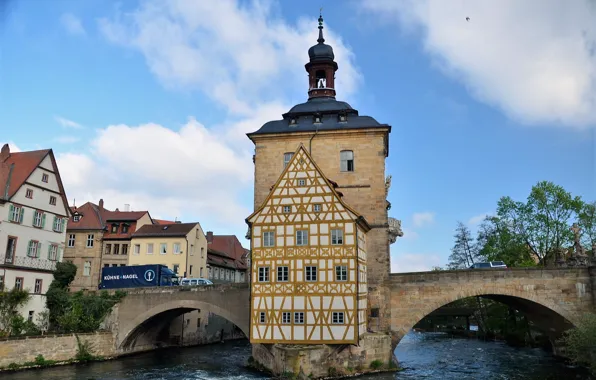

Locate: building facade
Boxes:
[63,202,105,291]
[0,144,70,322]
[102,209,152,268]
[129,222,207,278]
[206,232,248,283]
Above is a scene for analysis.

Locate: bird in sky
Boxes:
[466,17,470,21]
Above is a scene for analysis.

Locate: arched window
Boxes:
[340,150,354,172]
[283,152,294,168]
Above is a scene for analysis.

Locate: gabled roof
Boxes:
[68,202,104,230]
[132,222,198,238]
[207,247,247,270]
[154,219,176,225]
[0,144,70,216]
[103,210,151,222]
[246,143,370,231]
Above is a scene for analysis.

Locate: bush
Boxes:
[0,287,30,335]
[560,313,596,374]
[370,360,384,370]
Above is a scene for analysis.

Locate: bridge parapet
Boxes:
[119,282,249,295]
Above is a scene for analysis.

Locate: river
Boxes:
[2,332,592,379]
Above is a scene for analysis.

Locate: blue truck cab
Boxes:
[99,264,179,289]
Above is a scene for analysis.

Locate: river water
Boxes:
[2,332,592,380]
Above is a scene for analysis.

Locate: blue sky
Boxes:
[1,0,595,272]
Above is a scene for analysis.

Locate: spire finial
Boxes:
[317,8,325,44]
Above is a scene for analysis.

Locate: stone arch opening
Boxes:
[119,299,249,352]
[392,292,577,347]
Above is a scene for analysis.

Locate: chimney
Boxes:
[99,199,104,211]
[0,144,10,161]
[124,204,130,212]
[207,231,213,243]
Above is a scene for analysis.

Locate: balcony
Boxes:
[1,254,57,271]
[388,217,403,244]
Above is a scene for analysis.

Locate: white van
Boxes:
[179,278,213,286]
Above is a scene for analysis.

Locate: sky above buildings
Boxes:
[1,0,595,272]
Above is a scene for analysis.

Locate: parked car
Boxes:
[469,261,507,269]
[180,277,213,286]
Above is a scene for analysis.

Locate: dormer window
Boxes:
[73,214,80,222]
[289,118,297,126]
[111,224,119,233]
[122,224,129,233]
[313,113,322,124]
[338,113,347,122]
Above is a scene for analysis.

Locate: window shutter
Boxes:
[47,244,52,259]
[9,204,14,218]
[36,242,41,258]
[62,218,67,231]
[32,211,37,225]
[52,216,57,231]
[19,208,24,224]
[58,247,63,261]
[27,240,32,256]
[42,214,46,228]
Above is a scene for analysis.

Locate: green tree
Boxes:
[0,287,30,336]
[560,313,596,374]
[495,181,583,265]
[578,201,596,253]
[476,216,536,267]
[46,261,78,330]
[448,221,482,269]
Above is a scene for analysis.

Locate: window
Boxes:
[68,234,75,247]
[297,179,306,186]
[53,217,65,232]
[120,264,125,267]
[86,234,94,248]
[73,214,80,222]
[160,243,167,254]
[111,224,118,233]
[173,264,179,274]
[33,210,44,228]
[121,244,128,255]
[277,266,289,282]
[0,275,4,290]
[26,189,33,198]
[49,196,56,205]
[313,204,321,212]
[122,224,129,233]
[147,243,154,254]
[331,229,344,245]
[258,267,270,282]
[112,264,118,267]
[340,150,354,172]
[335,266,348,281]
[263,231,275,247]
[15,277,23,290]
[28,311,34,322]
[296,230,308,246]
[9,205,23,223]
[305,266,317,282]
[83,261,91,276]
[42,173,49,183]
[294,312,304,324]
[34,279,42,294]
[283,152,294,168]
[48,244,58,261]
[27,240,40,258]
[113,244,120,255]
[260,312,266,323]
[173,243,181,254]
[201,247,204,258]
[104,244,111,255]
[131,244,139,255]
[282,312,291,324]
[104,264,109,268]
[200,267,203,277]
[283,205,291,213]
[188,265,193,276]
[332,312,345,324]
[5,237,16,263]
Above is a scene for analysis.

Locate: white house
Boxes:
[0,144,70,324]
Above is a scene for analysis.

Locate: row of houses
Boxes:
[0,144,249,325]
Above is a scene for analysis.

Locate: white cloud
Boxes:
[391,253,443,273]
[467,212,490,227]
[412,212,435,227]
[53,136,80,144]
[400,227,419,240]
[55,116,84,129]
[60,13,86,36]
[361,0,596,129]
[97,0,361,116]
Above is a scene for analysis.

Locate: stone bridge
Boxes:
[389,267,595,344]
[107,267,596,352]
[107,282,249,353]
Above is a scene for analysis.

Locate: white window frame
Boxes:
[296,230,308,246]
[86,234,94,248]
[263,231,275,247]
[67,234,75,247]
[48,244,58,261]
[335,266,348,281]
[297,179,306,186]
[282,312,291,324]
[294,312,304,324]
[313,204,321,212]
[134,244,140,255]
[331,229,344,245]
[332,312,345,324]
[83,261,91,276]
[277,266,289,282]
[259,312,266,323]
[147,243,154,254]
[305,266,317,282]
[33,211,43,228]
[258,267,270,282]
[283,152,294,168]
[283,205,291,213]
[173,243,181,254]
[340,150,354,172]
[27,241,40,258]
[10,205,22,223]
[160,243,167,254]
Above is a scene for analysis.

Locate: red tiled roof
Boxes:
[68,202,104,230]
[0,144,70,216]
[102,210,150,221]
[208,247,246,270]
[133,222,198,237]
[208,235,248,270]
[154,219,176,225]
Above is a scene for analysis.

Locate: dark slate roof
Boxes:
[286,97,355,116]
[133,222,198,237]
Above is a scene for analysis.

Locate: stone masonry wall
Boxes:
[63,230,104,291]
[251,129,392,332]
[0,332,115,367]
